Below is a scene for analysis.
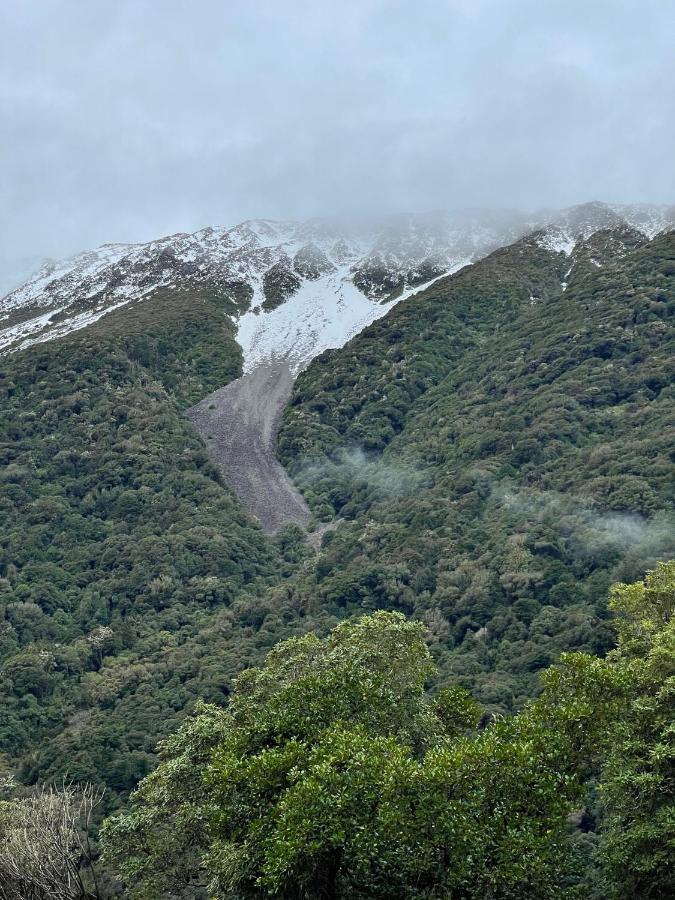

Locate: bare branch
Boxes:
[0,782,105,900]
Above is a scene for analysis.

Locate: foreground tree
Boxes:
[0,782,103,900]
[102,611,612,898]
[102,563,674,898]
[595,562,675,898]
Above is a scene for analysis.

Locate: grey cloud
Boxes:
[1,0,675,291]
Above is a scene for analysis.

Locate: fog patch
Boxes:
[295,447,426,514]
[495,483,674,560]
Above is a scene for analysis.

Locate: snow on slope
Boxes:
[2,202,674,363]
[237,259,470,374]
[0,213,509,356]
[536,228,579,256]
[534,201,675,256]
[609,202,675,238]
[0,221,336,352]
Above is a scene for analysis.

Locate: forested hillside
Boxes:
[0,226,673,898]
[0,287,313,802]
[279,228,675,707]
[99,564,675,899]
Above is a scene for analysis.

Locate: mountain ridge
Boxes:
[0,207,672,825]
[2,202,673,370]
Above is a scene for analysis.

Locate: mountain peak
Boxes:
[1,203,673,369]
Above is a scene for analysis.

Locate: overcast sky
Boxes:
[1,0,674,291]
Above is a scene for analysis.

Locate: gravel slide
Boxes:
[187,361,311,533]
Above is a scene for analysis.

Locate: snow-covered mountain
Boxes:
[535,201,675,255]
[0,213,509,363]
[1,202,673,371]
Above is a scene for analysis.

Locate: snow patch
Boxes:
[536,227,577,256]
[237,261,469,374]
[2,203,673,357]
[0,306,67,352]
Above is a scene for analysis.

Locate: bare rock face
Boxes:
[293,243,336,280]
[262,258,302,310]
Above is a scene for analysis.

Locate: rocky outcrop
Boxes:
[3,204,674,354]
[262,258,302,310]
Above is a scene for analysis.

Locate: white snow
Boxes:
[608,203,675,239]
[536,227,577,256]
[0,243,136,316]
[0,306,67,352]
[536,202,675,258]
[236,261,470,375]
[2,203,673,359]
[0,296,139,353]
[237,268,386,375]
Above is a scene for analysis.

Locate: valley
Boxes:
[0,201,673,898]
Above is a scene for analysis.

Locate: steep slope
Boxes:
[278,227,675,708]
[0,289,299,801]
[3,203,673,366]
[193,202,674,539]
[0,213,502,357]
[1,203,674,810]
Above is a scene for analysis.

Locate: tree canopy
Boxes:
[100,564,675,898]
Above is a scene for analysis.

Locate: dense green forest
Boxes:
[0,228,673,897]
[98,564,673,899]
[0,287,311,801]
[3,564,672,898]
[279,227,675,707]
